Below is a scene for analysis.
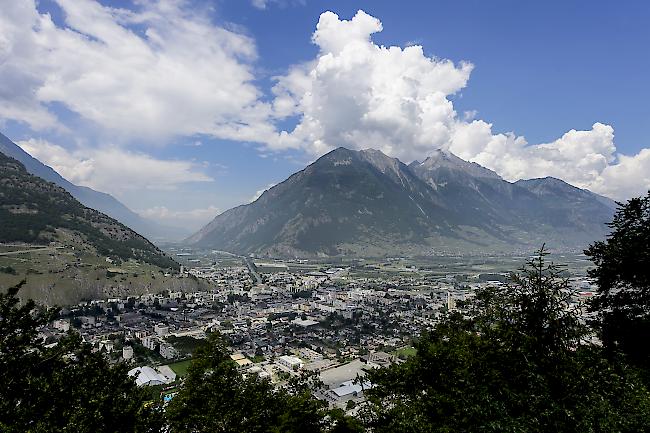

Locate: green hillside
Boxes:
[0,152,206,304]
[0,152,176,269]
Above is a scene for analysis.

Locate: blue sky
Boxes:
[1,0,649,231]
[221,0,650,147]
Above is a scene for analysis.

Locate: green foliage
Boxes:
[166,334,323,432]
[361,249,650,432]
[166,333,360,432]
[586,192,650,365]
[0,281,162,432]
[165,335,204,357]
[329,409,365,433]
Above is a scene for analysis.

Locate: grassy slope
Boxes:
[0,152,208,304]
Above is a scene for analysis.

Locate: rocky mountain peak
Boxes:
[417,148,501,180]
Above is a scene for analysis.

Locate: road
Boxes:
[0,246,62,256]
[243,257,262,284]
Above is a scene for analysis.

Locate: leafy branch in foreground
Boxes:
[360,248,650,433]
[0,281,162,433]
[586,192,650,366]
[166,333,362,433]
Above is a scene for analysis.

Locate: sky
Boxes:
[1,0,649,231]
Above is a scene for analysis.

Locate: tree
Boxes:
[0,281,162,432]
[586,192,650,365]
[361,250,650,432]
[166,333,330,433]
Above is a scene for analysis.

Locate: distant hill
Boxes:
[0,151,208,305]
[0,133,190,241]
[187,147,616,257]
[0,151,176,268]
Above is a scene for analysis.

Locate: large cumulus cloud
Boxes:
[2,3,649,202]
[271,10,650,200]
[271,10,473,162]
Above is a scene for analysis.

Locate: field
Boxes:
[327,253,594,282]
[167,359,193,378]
[0,239,208,305]
[392,346,417,359]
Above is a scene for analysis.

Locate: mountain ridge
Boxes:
[0,151,177,268]
[0,151,210,305]
[0,133,190,241]
[187,147,616,257]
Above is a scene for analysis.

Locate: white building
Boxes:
[298,347,323,361]
[128,366,173,386]
[278,355,304,371]
[328,380,373,401]
[122,346,134,360]
[141,335,157,351]
[292,318,319,328]
[52,319,70,332]
[98,340,114,353]
[159,341,178,359]
[446,291,456,311]
[154,323,169,337]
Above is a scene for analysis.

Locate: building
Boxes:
[98,340,114,353]
[52,319,70,332]
[248,366,271,380]
[159,341,178,359]
[298,347,323,361]
[154,323,169,336]
[446,291,456,311]
[128,366,173,386]
[122,346,134,360]
[366,351,396,368]
[278,355,304,371]
[141,335,157,351]
[292,318,319,328]
[328,379,373,401]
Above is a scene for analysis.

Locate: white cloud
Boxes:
[447,120,650,200]
[590,149,650,200]
[137,205,220,230]
[3,4,649,202]
[251,0,268,9]
[449,121,616,186]
[249,183,277,202]
[269,10,650,200]
[270,10,473,161]
[0,0,275,142]
[18,138,213,194]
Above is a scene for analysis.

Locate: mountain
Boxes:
[188,147,616,257]
[410,152,617,248]
[0,152,206,304]
[0,133,189,241]
[188,148,447,256]
[0,151,176,268]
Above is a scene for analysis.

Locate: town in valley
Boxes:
[33,248,597,410]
